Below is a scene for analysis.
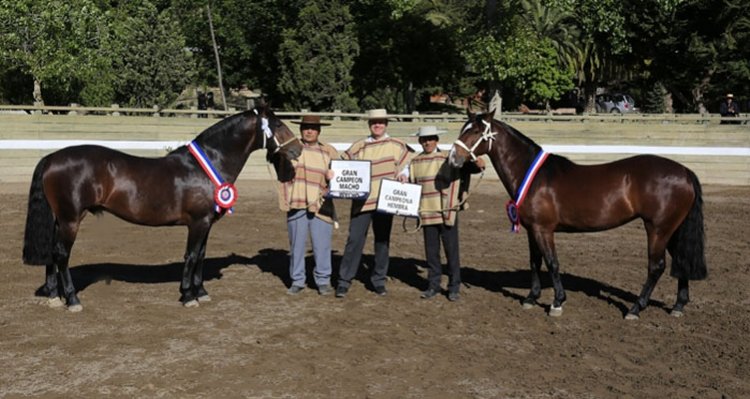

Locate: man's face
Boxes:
[368,119,388,138]
[418,135,439,153]
[300,124,321,144]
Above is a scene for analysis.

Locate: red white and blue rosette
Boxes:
[188,141,238,214]
[214,182,238,210]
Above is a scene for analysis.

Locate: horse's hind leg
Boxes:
[41,264,64,308]
[53,222,82,312]
[522,231,543,309]
[670,278,689,317]
[626,226,667,320]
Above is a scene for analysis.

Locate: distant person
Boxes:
[280,115,339,296]
[408,126,484,302]
[335,108,413,298]
[197,92,207,118]
[206,92,215,117]
[719,93,740,124]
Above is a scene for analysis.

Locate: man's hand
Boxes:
[397,174,409,183]
[326,169,335,180]
[474,157,486,170]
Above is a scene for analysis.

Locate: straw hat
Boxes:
[291,115,331,126]
[412,126,447,137]
[363,108,393,120]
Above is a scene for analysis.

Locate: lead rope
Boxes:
[401,164,486,234]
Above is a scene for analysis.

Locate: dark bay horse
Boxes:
[449,111,706,319]
[22,106,302,311]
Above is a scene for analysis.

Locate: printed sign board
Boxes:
[376,179,422,217]
[328,160,371,199]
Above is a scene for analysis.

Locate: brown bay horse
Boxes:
[22,106,302,311]
[449,111,706,319]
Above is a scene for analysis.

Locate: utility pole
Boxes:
[207,2,227,110]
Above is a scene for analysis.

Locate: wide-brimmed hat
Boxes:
[363,108,393,121]
[291,115,331,126]
[412,126,447,137]
[726,93,734,98]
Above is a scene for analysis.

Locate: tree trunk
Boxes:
[664,91,673,114]
[485,0,497,28]
[583,82,596,113]
[33,78,44,105]
[207,3,227,110]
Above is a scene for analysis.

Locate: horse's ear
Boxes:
[486,109,495,121]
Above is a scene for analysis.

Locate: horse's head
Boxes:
[255,105,303,161]
[449,109,497,168]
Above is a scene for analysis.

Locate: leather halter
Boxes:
[452,119,497,161]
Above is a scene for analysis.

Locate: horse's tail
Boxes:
[22,157,55,265]
[668,169,707,280]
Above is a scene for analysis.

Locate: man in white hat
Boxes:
[720,93,740,124]
[409,126,484,301]
[280,115,339,296]
[335,109,413,298]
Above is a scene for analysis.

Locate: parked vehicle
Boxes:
[596,93,636,113]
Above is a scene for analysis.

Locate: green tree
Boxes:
[106,2,195,107]
[0,0,106,105]
[351,0,479,112]
[648,0,750,112]
[276,0,359,111]
[463,34,573,108]
[171,0,297,100]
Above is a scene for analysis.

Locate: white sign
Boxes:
[328,160,371,199]
[376,179,422,217]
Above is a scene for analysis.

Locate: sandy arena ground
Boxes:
[1,179,748,398]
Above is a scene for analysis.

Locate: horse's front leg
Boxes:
[181,222,210,307]
[522,230,543,309]
[533,229,566,316]
[192,229,212,302]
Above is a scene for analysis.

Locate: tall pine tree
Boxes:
[276,0,359,111]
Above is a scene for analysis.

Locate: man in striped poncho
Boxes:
[279,115,340,296]
[335,109,413,298]
[409,126,484,301]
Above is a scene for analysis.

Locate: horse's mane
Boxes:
[489,116,576,173]
[490,117,542,153]
[195,111,257,147]
[168,110,259,156]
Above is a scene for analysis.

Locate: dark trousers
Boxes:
[422,217,461,293]
[337,211,394,289]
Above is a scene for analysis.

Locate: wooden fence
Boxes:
[1,106,748,186]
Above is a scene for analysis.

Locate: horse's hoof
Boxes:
[183,299,200,308]
[625,313,640,320]
[522,301,535,310]
[670,309,684,318]
[548,305,563,317]
[47,297,65,308]
[197,294,211,302]
[68,304,83,313]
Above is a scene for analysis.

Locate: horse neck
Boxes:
[196,114,263,182]
[486,122,541,198]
